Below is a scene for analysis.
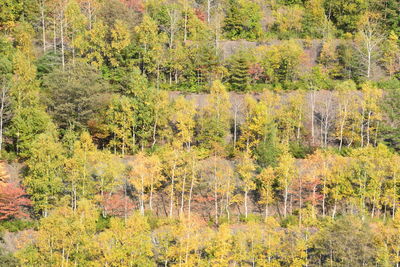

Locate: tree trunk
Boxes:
[60,9,65,71]
[332,199,337,219]
[393,175,397,220]
[207,0,211,23]
[214,156,218,224]
[188,163,195,220]
[366,111,371,146]
[233,106,238,149]
[339,104,348,150]
[360,106,365,147]
[40,0,46,52]
[53,15,57,53]
[183,12,187,43]
[124,180,128,222]
[149,182,154,211]
[226,186,230,221]
[244,190,248,218]
[169,162,176,218]
[180,169,186,216]
[284,185,288,217]
[0,84,7,153]
[140,174,145,215]
[311,91,315,145]
[367,49,371,78]
[152,117,158,148]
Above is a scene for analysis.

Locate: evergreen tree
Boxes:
[228,51,250,91]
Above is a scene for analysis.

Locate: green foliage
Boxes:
[0,248,19,267]
[43,63,108,129]
[310,216,378,265]
[254,123,281,168]
[227,50,250,91]
[4,1,400,265]
[289,141,314,159]
[0,219,35,233]
[324,0,368,35]
[7,106,51,157]
[197,80,231,148]
[96,213,110,232]
[223,0,263,40]
[24,132,65,216]
[35,52,62,80]
[259,40,304,85]
[381,80,400,151]
[0,0,23,30]
[0,35,14,76]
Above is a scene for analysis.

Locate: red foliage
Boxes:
[195,8,206,22]
[101,192,135,217]
[248,63,265,81]
[0,183,31,220]
[118,0,144,13]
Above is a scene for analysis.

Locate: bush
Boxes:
[0,220,35,233]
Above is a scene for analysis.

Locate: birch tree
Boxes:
[236,150,256,219]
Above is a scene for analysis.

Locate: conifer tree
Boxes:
[228,51,250,92]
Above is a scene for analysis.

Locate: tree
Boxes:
[360,82,383,147]
[173,96,196,150]
[90,150,125,198]
[376,211,400,265]
[74,19,108,68]
[336,43,363,81]
[109,19,132,68]
[382,154,400,218]
[223,0,262,40]
[96,213,153,266]
[324,0,368,34]
[25,200,98,266]
[333,80,360,149]
[106,95,135,154]
[380,31,400,77]
[350,145,391,217]
[65,0,88,62]
[206,224,234,266]
[310,216,378,265]
[160,145,184,218]
[275,145,297,217]
[0,0,24,30]
[135,14,166,79]
[120,69,159,149]
[276,90,306,143]
[381,80,400,151]
[228,51,250,91]
[259,41,304,84]
[258,167,276,218]
[0,77,11,154]
[163,217,206,265]
[128,152,162,215]
[0,183,31,220]
[236,150,256,218]
[64,132,98,210]
[239,96,270,151]
[24,132,65,217]
[201,154,234,223]
[8,48,51,157]
[302,0,329,38]
[43,63,108,129]
[198,80,231,148]
[273,4,304,37]
[355,12,385,79]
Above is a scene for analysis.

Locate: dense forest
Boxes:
[1,0,400,266]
